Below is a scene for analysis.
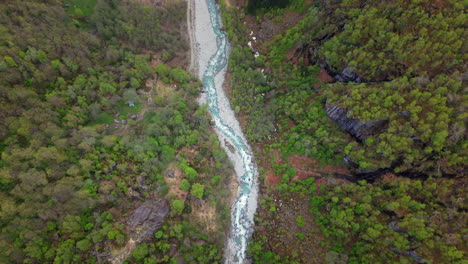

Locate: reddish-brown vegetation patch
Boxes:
[315,177,349,188]
[313,68,334,88]
[289,155,317,169]
[316,164,351,176]
[265,171,282,187]
[288,155,351,182]
[430,0,448,9]
[295,170,321,181]
[261,153,351,187]
[378,173,398,184]
[263,152,284,187]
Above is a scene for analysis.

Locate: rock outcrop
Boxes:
[334,67,363,83]
[128,198,170,241]
[306,45,363,83]
[326,104,387,142]
[109,199,169,264]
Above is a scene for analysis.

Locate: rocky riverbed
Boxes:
[188,0,259,263]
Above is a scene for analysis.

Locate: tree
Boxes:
[132,243,148,261]
[123,89,139,103]
[76,239,91,251]
[169,67,191,84]
[54,239,77,264]
[171,200,185,216]
[191,184,205,199]
[179,179,190,192]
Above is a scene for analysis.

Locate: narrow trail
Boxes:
[188,0,259,263]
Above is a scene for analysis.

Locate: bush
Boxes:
[76,239,91,251]
[179,179,191,192]
[191,183,205,199]
[132,243,148,261]
[171,200,185,215]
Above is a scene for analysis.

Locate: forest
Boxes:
[220,0,466,263]
[0,0,231,263]
[0,0,466,263]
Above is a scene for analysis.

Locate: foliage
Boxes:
[191,183,205,199]
[91,0,187,52]
[63,0,97,17]
[311,178,466,263]
[132,243,148,261]
[220,1,346,164]
[236,0,467,174]
[314,0,467,174]
[179,179,191,192]
[220,0,467,263]
[0,0,231,263]
[171,200,185,216]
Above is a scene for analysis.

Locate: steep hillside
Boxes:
[0,0,232,263]
[220,0,466,263]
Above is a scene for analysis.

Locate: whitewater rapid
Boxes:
[189,0,259,263]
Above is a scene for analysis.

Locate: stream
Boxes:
[189,0,259,263]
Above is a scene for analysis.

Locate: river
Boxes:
[188,0,259,263]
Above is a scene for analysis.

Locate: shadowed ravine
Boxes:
[188,0,259,263]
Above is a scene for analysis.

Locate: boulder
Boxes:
[127,199,169,242]
[165,171,175,178]
[326,104,387,142]
[334,67,363,83]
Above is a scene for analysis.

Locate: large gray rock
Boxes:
[127,199,169,242]
[334,67,363,83]
[326,104,387,142]
[108,199,169,264]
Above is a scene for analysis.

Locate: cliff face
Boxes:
[128,199,170,241]
[333,67,363,83]
[325,104,387,142]
[109,199,170,264]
